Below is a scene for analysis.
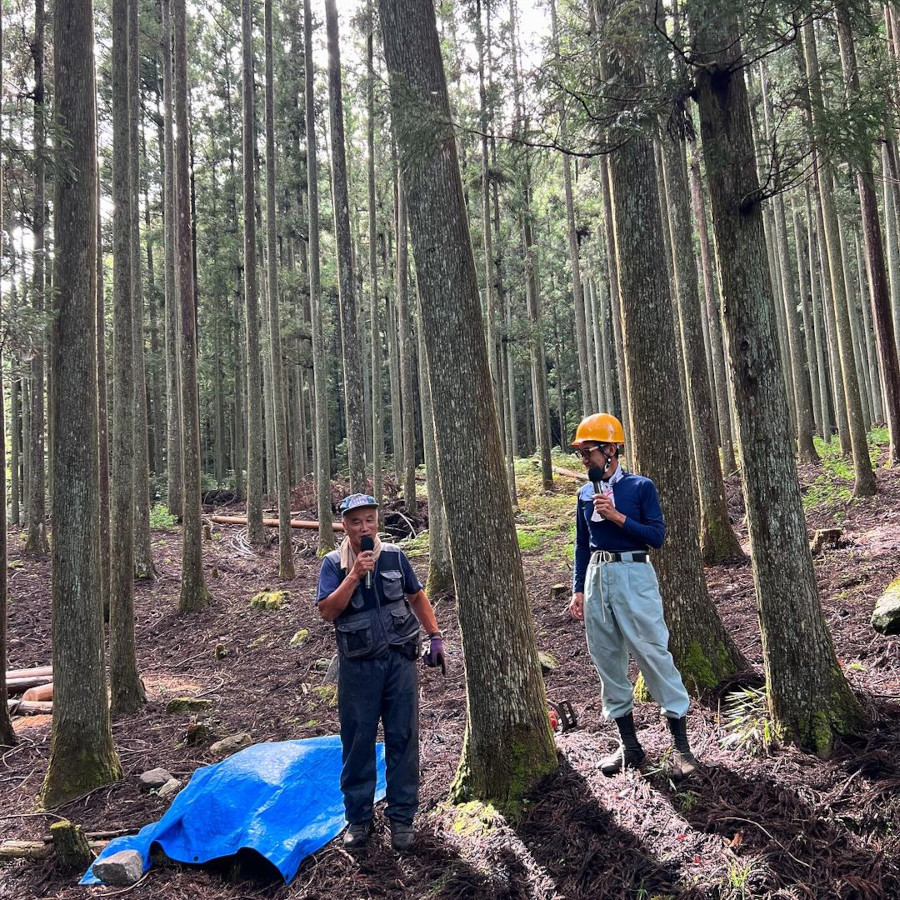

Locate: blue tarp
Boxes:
[81,735,386,885]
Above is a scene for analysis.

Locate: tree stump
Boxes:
[50,820,93,872]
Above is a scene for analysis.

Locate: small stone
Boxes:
[872,575,900,636]
[250,589,290,610]
[92,849,145,886]
[289,629,310,648]
[210,732,253,756]
[157,778,182,800]
[323,653,340,685]
[538,651,559,673]
[165,697,213,715]
[311,658,330,673]
[139,767,173,791]
[214,643,228,660]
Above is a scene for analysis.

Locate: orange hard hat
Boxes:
[572,413,625,447]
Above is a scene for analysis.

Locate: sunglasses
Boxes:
[578,447,600,459]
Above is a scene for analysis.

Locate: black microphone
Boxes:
[360,535,374,590]
[587,465,605,497]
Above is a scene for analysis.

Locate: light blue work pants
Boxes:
[584,553,690,721]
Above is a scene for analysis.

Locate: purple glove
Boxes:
[423,636,446,674]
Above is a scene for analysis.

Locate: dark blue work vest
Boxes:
[327,544,421,660]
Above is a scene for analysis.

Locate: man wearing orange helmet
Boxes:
[570,413,696,779]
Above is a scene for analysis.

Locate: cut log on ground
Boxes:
[211,515,346,532]
[22,682,53,702]
[5,674,54,694]
[7,700,53,715]
[0,838,108,862]
[5,665,53,680]
[553,465,588,481]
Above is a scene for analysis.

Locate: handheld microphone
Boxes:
[360,535,374,590]
[587,465,605,497]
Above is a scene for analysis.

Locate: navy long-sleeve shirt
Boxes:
[572,472,666,594]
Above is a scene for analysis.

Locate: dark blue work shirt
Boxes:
[316,544,422,607]
[572,472,666,594]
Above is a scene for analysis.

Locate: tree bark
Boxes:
[691,6,866,751]
[597,0,746,690]
[379,0,557,803]
[397,189,418,512]
[304,0,334,553]
[25,0,48,556]
[161,0,183,519]
[689,144,737,473]
[110,0,145,716]
[174,0,210,613]
[264,0,294,580]
[130,0,156,580]
[0,6,15,749]
[658,131,745,563]
[242,0,265,543]
[42,0,122,802]
[325,0,367,492]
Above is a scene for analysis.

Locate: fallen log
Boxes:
[22,682,53,702]
[7,699,53,715]
[5,674,54,694]
[0,838,108,862]
[5,665,52,680]
[211,515,345,532]
[553,465,588,481]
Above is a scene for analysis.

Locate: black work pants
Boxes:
[338,649,419,825]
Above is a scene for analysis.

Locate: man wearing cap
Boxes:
[317,493,445,852]
[570,413,697,780]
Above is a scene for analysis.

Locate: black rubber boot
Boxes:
[600,712,645,776]
[665,716,698,780]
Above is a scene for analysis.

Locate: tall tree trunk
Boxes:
[242,0,265,543]
[161,0,182,519]
[304,0,334,551]
[110,0,145,717]
[397,190,418,512]
[130,0,156,579]
[325,0,366,492]
[835,1,900,464]
[802,21,876,495]
[597,0,746,690]
[691,6,866,750]
[805,187,833,441]
[264,0,294,579]
[689,144,737,473]
[98,183,112,618]
[42,0,122,801]
[379,0,557,803]
[0,6,15,749]
[9,209,21,527]
[25,0,48,556]
[174,0,210,612]
[366,2,383,521]
[600,156,627,427]
[659,132,745,563]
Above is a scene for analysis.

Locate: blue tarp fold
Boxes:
[81,735,385,885]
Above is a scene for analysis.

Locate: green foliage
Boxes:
[721,685,772,755]
[149,504,179,531]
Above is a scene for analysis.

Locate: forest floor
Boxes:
[1,434,899,900]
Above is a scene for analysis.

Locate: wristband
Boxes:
[428,631,442,639]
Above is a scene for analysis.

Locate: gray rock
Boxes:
[323,653,340,685]
[872,576,900,635]
[157,778,182,800]
[210,732,253,756]
[92,849,145,886]
[138,767,173,791]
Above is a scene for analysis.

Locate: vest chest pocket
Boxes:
[380,569,405,601]
[336,617,375,658]
[390,605,420,643]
